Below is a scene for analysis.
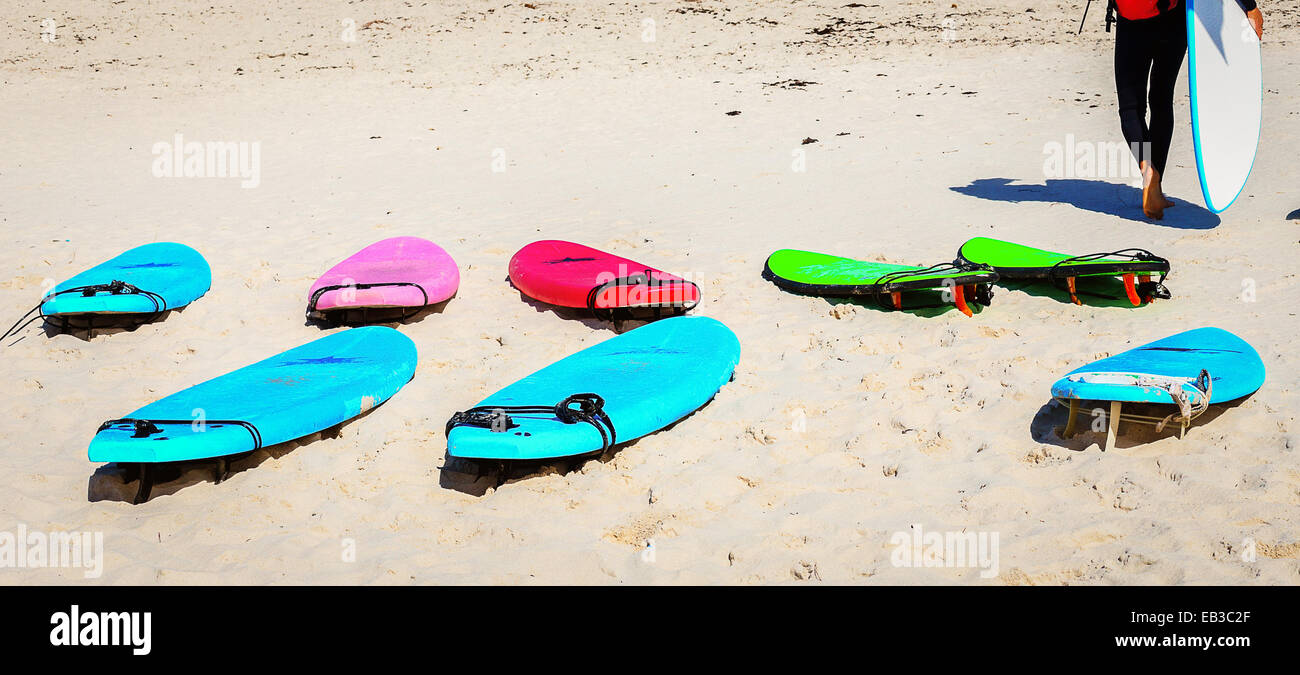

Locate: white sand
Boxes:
[2,1,1298,584]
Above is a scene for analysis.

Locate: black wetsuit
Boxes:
[1113,0,1257,175]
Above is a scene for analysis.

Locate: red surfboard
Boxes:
[508,240,700,319]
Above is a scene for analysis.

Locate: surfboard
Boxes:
[89,326,418,502]
[1051,327,1264,449]
[956,237,1170,305]
[307,237,459,320]
[37,242,210,331]
[508,240,700,320]
[446,315,739,465]
[1187,0,1263,213]
[762,249,997,316]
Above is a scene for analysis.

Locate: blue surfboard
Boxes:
[1051,327,1264,450]
[42,242,212,318]
[90,326,417,468]
[447,316,740,462]
[1051,327,1264,406]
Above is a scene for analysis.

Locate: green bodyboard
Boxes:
[956,237,1168,280]
[762,249,996,297]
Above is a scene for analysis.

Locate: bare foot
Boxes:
[1142,163,1165,220]
[1162,195,1175,208]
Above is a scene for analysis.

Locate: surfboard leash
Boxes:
[1070,369,1212,434]
[1149,369,1212,432]
[96,418,263,448]
[1047,249,1170,306]
[585,270,701,322]
[868,260,996,316]
[306,281,430,322]
[0,280,168,345]
[95,418,262,503]
[1078,0,1119,34]
[446,393,618,453]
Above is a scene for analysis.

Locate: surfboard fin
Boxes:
[1121,273,1142,306]
[890,291,902,310]
[132,463,153,504]
[1065,276,1081,305]
[953,285,973,317]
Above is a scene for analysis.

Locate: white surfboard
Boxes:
[1186,0,1263,213]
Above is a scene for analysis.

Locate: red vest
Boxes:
[1114,0,1174,20]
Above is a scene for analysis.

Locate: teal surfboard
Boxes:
[42,242,211,318]
[1052,327,1263,405]
[447,316,740,464]
[90,326,417,502]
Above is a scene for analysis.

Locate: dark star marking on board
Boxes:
[1138,347,1242,355]
[277,356,363,366]
[603,348,689,356]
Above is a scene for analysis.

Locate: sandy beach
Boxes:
[2,1,1298,585]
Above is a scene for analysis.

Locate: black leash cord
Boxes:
[1049,248,1168,269]
[869,260,993,311]
[1048,248,1171,301]
[446,393,617,453]
[306,282,430,321]
[96,418,263,449]
[1078,0,1119,34]
[1,281,167,344]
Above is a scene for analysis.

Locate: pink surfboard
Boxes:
[508,240,699,319]
[307,237,458,318]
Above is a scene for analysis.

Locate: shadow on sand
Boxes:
[87,404,387,504]
[995,276,1165,308]
[509,277,686,334]
[437,390,726,496]
[437,432,655,497]
[950,178,1220,230]
[304,297,453,329]
[819,290,988,318]
[1028,397,1245,452]
[0,306,190,347]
